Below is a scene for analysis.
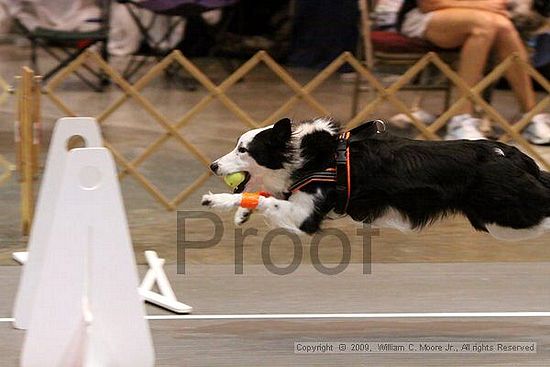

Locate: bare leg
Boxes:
[424,9,500,115]
[492,15,537,112]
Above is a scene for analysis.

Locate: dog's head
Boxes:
[209,118,294,193]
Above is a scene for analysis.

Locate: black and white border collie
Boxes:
[202,117,550,240]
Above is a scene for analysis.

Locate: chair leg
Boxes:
[350,32,364,119]
[123,56,149,82]
[30,40,38,73]
[412,67,432,111]
[479,82,495,135]
[164,63,198,92]
[350,74,361,119]
[444,79,453,111]
[444,85,451,111]
[41,48,87,81]
[100,40,110,89]
[39,45,103,92]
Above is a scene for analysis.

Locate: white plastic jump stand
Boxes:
[13,117,103,329]
[13,117,191,317]
[18,147,155,367]
[139,251,193,314]
[11,251,27,265]
[12,117,102,264]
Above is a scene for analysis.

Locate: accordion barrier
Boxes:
[10,50,550,230]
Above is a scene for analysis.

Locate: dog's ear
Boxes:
[272,118,292,142]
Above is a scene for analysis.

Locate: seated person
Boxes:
[397,0,550,145]
[8,0,101,32]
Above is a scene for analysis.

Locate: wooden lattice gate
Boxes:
[32,49,550,211]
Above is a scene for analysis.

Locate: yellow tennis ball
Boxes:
[224,172,246,188]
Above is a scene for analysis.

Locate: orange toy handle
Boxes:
[241,193,260,209]
[240,192,271,209]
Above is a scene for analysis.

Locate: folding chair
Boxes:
[351,0,458,120]
[13,0,111,91]
[116,0,239,89]
[352,0,501,134]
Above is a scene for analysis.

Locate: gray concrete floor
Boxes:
[3,263,550,366]
[0,44,549,366]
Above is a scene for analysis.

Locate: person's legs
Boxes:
[406,8,548,143]
[491,15,537,112]
[491,15,549,145]
[424,9,500,115]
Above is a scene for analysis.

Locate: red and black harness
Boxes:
[287,120,385,216]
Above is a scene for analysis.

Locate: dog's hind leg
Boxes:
[486,219,550,241]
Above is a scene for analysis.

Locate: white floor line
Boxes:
[144,312,550,320]
[3,312,550,323]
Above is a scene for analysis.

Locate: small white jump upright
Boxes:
[16,144,155,366]
[13,117,103,330]
[12,117,191,316]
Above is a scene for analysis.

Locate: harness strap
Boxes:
[286,120,385,215]
[333,132,351,215]
[288,168,336,193]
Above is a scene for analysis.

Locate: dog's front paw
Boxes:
[201,194,213,207]
[234,207,252,226]
[201,193,241,210]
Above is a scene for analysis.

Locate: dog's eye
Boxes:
[238,147,247,153]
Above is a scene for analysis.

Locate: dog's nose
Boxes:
[209,162,219,174]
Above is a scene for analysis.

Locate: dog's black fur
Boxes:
[275,119,550,234]
[205,118,550,238]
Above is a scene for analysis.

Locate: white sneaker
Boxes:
[523,113,550,146]
[389,109,436,129]
[445,114,487,140]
